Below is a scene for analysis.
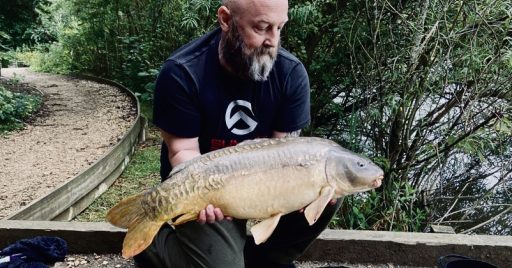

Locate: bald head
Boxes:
[217,0,288,81]
[221,0,240,16]
[221,0,288,20]
[221,0,238,9]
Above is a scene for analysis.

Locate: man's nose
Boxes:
[263,28,280,48]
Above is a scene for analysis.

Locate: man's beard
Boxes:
[221,21,278,81]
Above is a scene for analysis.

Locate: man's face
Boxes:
[221,20,278,81]
[220,0,288,81]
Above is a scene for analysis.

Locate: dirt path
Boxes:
[52,254,428,268]
[0,68,137,219]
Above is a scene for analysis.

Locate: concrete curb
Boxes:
[301,229,511,267]
[1,221,510,267]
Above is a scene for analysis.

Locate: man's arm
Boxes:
[162,129,303,166]
[160,130,200,167]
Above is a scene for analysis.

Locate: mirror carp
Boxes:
[107,137,384,258]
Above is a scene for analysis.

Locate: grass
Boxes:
[75,125,162,222]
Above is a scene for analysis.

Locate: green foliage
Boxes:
[16,44,73,74]
[283,0,511,234]
[136,68,159,103]
[0,85,41,133]
[23,0,219,98]
[333,180,427,232]
[0,52,14,68]
[0,0,53,49]
[0,32,14,67]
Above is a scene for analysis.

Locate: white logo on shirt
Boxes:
[225,100,258,135]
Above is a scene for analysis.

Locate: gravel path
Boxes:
[53,254,428,268]
[0,68,137,219]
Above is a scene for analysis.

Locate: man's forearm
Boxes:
[169,150,201,167]
[160,130,201,168]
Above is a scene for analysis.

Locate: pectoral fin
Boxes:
[250,213,283,245]
[172,212,198,225]
[304,186,335,226]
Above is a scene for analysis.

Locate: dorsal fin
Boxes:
[168,161,188,177]
[237,138,267,146]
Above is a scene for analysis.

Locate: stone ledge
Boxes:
[301,229,511,267]
[1,221,510,267]
[0,220,124,254]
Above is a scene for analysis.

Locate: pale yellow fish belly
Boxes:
[206,163,328,219]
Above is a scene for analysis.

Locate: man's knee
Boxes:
[134,248,167,268]
[177,220,247,267]
[188,250,245,268]
[133,220,247,267]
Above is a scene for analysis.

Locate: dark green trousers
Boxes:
[134,199,342,268]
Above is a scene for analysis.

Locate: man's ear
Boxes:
[217,6,231,32]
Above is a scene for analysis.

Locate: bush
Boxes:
[0,85,41,133]
[16,44,73,74]
[334,181,427,232]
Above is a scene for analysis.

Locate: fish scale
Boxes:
[107,137,384,258]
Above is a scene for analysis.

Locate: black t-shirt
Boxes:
[153,28,310,180]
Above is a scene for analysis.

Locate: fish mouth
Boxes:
[370,175,384,188]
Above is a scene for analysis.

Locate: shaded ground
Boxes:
[53,254,429,268]
[0,68,137,218]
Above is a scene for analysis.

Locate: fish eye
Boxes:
[357,161,365,168]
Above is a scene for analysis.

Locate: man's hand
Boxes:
[197,204,233,224]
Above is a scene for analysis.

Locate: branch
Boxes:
[420,84,468,128]
[415,113,498,165]
[455,15,511,36]
[460,206,512,234]
[460,168,512,221]
[436,204,512,221]
[437,182,470,223]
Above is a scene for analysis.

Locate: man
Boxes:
[136,0,342,267]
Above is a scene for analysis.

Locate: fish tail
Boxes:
[106,194,165,258]
[106,194,146,229]
[121,219,162,258]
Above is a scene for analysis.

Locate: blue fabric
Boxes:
[0,236,67,268]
